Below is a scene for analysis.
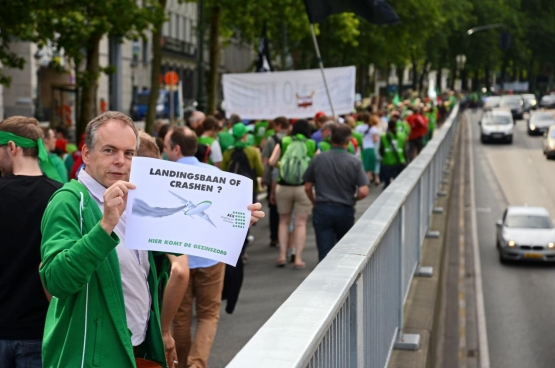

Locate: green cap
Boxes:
[232,123,248,139]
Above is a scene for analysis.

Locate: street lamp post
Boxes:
[34,51,44,121]
[456,54,467,91]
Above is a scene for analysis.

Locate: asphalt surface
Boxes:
[207,181,382,367]
[464,109,555,368]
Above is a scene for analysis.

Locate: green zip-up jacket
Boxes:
[39,180,167,368]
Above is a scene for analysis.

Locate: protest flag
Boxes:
[303,0,400,25]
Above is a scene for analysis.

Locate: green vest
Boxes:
[381,132,407,166]
[319,137,355,154]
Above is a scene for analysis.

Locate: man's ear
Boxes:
[82,144,91,165]
[7,141,18,157]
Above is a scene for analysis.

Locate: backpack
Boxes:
[279,138,310,185]
[195,143,211,163]
[228,147,256,184]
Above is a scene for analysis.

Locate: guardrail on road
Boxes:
[227,104,460,368]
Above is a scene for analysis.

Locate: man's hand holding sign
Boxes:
[124,157,263,266]
[100,181,136,234]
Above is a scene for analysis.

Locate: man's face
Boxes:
[163,131,180,162]
[322,127,331,139]
[82,120,137,188]
[0,145,14,177]
[44,129,56,152]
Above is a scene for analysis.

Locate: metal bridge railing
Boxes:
[228,104,460,368]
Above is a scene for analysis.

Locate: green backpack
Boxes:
[279,138,310,185]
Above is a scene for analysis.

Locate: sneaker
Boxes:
[288,249,296,263]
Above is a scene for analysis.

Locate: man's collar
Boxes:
[78,169,106,203]
[176,156,200,165]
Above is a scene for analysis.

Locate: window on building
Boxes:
[174,14,179,39]
[163,14,170,37]
[184,18,189,43]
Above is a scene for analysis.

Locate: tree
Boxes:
[36,0,164,140]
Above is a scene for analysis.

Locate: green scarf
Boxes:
[0,131,62,182]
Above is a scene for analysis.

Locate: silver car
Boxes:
[528,111,555,135]
[496,206,555,263]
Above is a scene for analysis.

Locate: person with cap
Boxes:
[310,112,328,145]
[0,116,63,368]
[379,119,408,188]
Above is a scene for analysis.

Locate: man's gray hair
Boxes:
[85,111,140,150]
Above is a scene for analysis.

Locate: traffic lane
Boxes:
[469,110,555,368]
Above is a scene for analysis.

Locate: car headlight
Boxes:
[532,100,537,106]
[507,240,517,247]
[550,142,555,149]
[531,124,536,130]
[548,242,555,249]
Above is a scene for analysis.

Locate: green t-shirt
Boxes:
[381,132,407,166]
[352,131,363,153]
[254,121,269,147]
[397,120,411,136]
[218,131,235,152]
[49,153,68,183]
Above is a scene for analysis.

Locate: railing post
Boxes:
[349,275,363,368]
[394,206,421,350]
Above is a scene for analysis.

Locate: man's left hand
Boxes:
[248,203,265,227]
[162,331,178,368]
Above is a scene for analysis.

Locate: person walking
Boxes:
[406,107,428,161]
[355,115,381,185]
[261,117,290,247]
[269,119,316,269]
[379,119,408,188]
[197,116,223,168]
[303,124,369,261]
[0,116,63,368]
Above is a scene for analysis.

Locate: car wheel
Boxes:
[506,136,513,144]
[480,134,487,144]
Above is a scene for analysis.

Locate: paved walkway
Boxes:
[207,186,382,367]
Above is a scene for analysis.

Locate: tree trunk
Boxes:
[485,66,491,91]
[436,67,442,94]
[77,33,102,143]
[411,56,418,91]
[145,0,167,135]
[418,61,429,96]
[473,70,479,92]
[207,5,221,115]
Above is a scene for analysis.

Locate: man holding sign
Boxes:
[39,112,264,368]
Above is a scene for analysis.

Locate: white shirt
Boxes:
[355,125,380,149]
[78,170,151,346]
[209,139,223,164]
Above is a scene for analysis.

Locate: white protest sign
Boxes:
[124,157,253,266]
[222,66,356,120]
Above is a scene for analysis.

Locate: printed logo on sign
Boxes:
[233,211,246,229]
[296,91,315,108]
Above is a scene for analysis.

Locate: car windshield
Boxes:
[532,114,554,122]
[523,94,535,100]
[542,96,555,102]
[506,215,554,229]
[483,115,511,125]
[500,97,520,106]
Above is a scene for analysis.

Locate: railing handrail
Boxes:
[228,105,460,368]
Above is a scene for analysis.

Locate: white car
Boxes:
[528,111,555,135]
[480,109,514,144]
[497,206,555,263]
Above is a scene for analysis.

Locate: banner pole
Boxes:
[310,24,336,118]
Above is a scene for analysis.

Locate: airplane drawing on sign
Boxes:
[131,191,217,228]
[296,91,315,108]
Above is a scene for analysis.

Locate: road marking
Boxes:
[467,116,491,368]
[458,120,467,368]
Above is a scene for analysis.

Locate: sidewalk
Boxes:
[207,185,382,367]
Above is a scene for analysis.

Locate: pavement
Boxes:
[207,181,383,367]
[440,109,555,368]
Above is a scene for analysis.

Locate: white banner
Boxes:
[222,66,356,120]
[124,157,253,266]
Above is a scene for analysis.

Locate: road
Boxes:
[442,109,555,368]
[207,183,382,367]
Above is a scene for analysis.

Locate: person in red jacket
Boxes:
[406,107,428,161]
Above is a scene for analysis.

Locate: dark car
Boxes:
[499,95,524,120]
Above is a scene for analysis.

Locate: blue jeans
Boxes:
[312,203,355,261]
[0,339,42,368]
